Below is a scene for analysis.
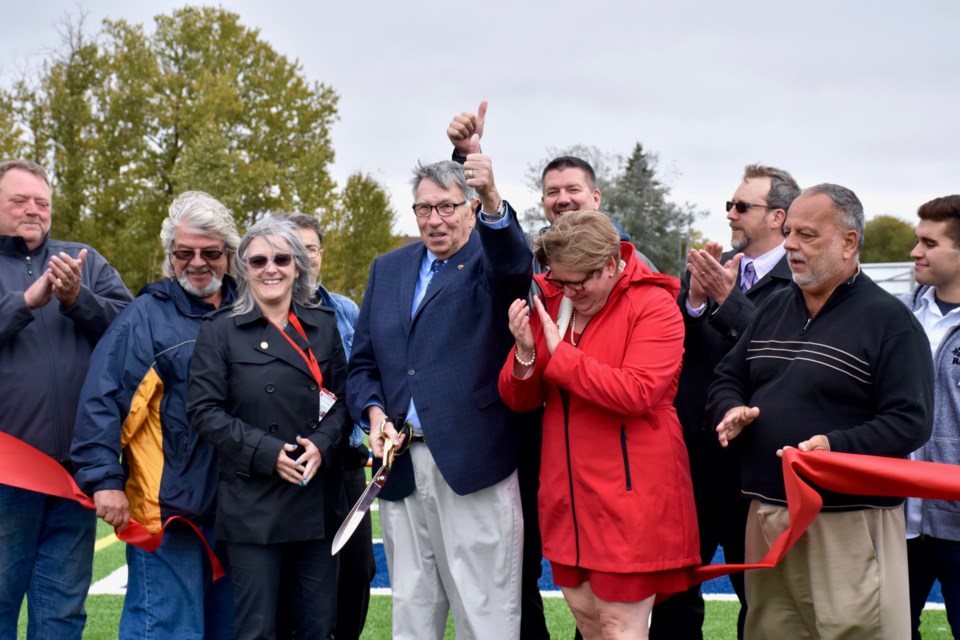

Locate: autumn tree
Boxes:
[861,214,916,263]
[1,7,340,291]
[322,173,400,303]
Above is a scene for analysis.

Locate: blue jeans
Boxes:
[908,535,960,640]
[0,486,95,640]
[121,523,233,640]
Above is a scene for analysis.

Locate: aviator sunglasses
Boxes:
[172,248,225,262]
[246,253,294,269]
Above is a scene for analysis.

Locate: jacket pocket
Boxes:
[472,380,502,410]
[620,424,632,491]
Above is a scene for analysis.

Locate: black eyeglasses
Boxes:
[412,201,467,218]
[543,270,598,292]
[246,253,294,269]
[172,248,225,262]
[726,201,775,214]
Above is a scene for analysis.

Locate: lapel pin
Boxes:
[260,341,269,349]
[457,264,464,270]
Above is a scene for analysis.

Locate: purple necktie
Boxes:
[741,262,757,292]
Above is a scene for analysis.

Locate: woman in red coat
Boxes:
[498,211,699,639]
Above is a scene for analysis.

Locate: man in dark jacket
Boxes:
[288,212,376,640]
[661,164,799,639]
[0,159,131,639]
[709,184,933,639]
[71,191,239,639]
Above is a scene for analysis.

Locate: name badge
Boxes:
[318,388,337,421]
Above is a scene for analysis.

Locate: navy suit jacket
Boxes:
[347,204,533,500]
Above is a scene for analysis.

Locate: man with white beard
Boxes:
[72,191,239,638]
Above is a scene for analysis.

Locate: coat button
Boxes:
[265,384,276,393]
[307,419,318,430]
[407,369,415,376]
[309,383,318,391]
[268,423,279,433]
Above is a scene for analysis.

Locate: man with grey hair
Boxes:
[0,159,130,639]
[662,164,800,639]
[348,144,532,638]
[708,184,933,638]
[71,191,239,638]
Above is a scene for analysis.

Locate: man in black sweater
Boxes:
[709,183,933,638]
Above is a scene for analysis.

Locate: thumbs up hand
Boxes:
[446,100,487,156]
[463,133,501,216]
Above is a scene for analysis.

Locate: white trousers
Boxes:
[381,442,523,640]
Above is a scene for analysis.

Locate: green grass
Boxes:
[16,519,957,639]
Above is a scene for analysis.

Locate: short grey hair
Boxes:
[411,160,477,201]
[803,183,865,252]
[160,191,240,278]
[230,214,316,316]
[0,159,51,188]
[743,164,801,213]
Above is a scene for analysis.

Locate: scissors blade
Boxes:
[331,449,393,555]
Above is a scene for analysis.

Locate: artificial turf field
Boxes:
[17,518,955,639]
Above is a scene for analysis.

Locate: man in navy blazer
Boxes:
[347,141,532,639]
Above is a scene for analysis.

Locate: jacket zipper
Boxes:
[561,390,580,566]
[620,425,632,491]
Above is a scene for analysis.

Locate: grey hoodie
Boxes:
[902,285,960,541]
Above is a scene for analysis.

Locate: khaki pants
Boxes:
[381,442,523,640]
[744,500,909,640]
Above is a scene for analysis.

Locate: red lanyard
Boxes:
[272,310,324,389]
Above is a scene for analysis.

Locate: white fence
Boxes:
[862,261,915,296]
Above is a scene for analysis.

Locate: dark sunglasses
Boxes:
[246,253,294,269]
[726,201,775,214]
[543,270,597,292]
[172,248,225,262]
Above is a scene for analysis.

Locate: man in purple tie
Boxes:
[655,165,800,640]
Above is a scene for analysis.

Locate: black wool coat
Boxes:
[187,302,350,544]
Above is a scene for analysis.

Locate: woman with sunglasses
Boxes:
[188,215,350,639]
[498,211,699,640]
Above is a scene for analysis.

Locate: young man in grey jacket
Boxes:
[902,194,960,639]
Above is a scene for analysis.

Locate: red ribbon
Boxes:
[5,427,960,589]
[0,431,225,581]
[689,448,960,584]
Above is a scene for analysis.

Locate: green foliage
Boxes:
[524,143,707,276]
[861,214,916,263]
[0,88,27,159]
[0,7,340,292]
[323,172,401,304]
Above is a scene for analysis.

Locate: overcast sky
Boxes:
[2,1,958,245]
